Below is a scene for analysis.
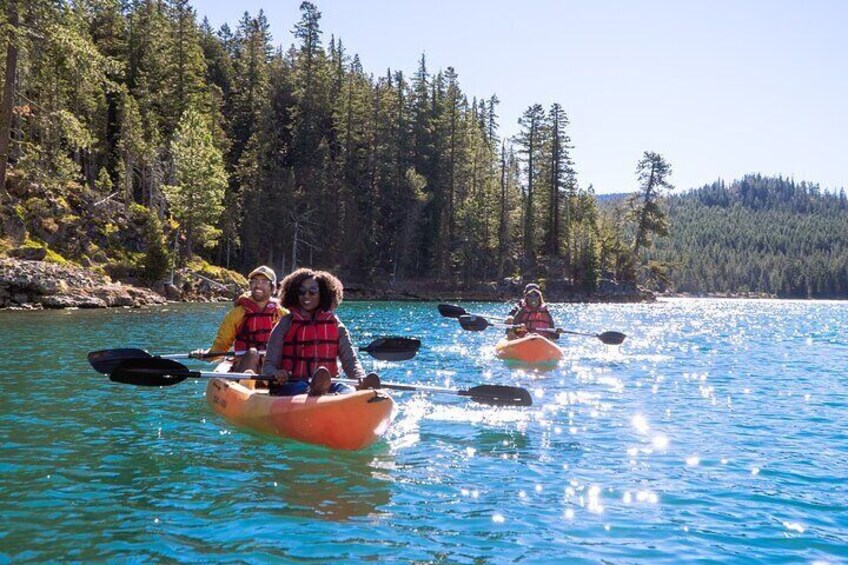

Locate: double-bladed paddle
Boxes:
[88,336,421,374]
[438,303,508,322]
[455,312,627,345]
[106,357,533,407]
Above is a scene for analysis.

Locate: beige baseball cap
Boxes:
[247,265,277,286]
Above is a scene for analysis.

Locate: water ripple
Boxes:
[2,299,848,562]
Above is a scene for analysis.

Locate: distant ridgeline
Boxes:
[647,175,848,298]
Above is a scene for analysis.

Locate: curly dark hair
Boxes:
[279,268,344,311]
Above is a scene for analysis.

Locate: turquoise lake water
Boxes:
[1,299,847,564]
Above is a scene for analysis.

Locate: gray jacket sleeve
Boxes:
[261,314,292,377]
[337,322,366,380]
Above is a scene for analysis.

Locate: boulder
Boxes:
[163,283,182,301]
[41,294,84,309]
[9,246,47,261]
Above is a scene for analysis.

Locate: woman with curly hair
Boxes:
[261,268,379,396]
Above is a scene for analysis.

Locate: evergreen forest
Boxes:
[0,0,670,293]
[1,1,845,300]
[643,175,848,298]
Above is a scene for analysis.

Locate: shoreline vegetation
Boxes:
[0,2,676,309]
[0,257,654,311]
[1,4,845,306]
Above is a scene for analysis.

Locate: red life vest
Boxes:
[234,295,281,354]
[279,309,340,380]
[514,301,555,333]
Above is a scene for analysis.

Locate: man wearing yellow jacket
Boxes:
[191,266,287,386]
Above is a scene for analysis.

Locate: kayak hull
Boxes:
[495,334,563,365]
[205,377,394,450]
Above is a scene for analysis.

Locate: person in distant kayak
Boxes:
[190,265,287,384]
[505,283,558,340]
[262,268,380,396]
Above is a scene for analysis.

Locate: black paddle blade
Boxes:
[109,358,195,387]
[598,331,627,345]
[460,385,533,407]
[360,337,421,361]
[458,315,491,332]
[438,303,468,319]
[88,348,152,374]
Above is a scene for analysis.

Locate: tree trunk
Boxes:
[0,0,20,200]
[291,220,299,270]
[497,141,507,280]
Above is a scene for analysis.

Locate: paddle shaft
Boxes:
[160,370,477,394]
[160,351,247,360]
[140,369,518,398]
[151,343,405,360]
[88,336,419,375]
[462,317,568,335]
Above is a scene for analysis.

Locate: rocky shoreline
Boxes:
[0,259,168,310]
[0,258,655,311]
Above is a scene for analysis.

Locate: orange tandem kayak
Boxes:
[205,371,394,450]
[495,334,564,365]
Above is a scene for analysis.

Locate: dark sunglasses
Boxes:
[298,286,320,296]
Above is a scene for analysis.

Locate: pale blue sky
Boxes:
[194,0,847,194]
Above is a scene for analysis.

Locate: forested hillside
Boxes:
[0,0,666,294]
[645,175,848,298]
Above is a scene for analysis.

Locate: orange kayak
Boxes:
[495,334,564,365]
[205,369,394,450]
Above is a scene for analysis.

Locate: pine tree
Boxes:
[545,103,574,258]
[0,0,20,198]
[141,207,173,281]
[515,104,545,270]
[169,0,207,124]
[163,107,227,258]
[629,151,674,264]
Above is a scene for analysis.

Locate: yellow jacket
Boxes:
[209,296,287,357]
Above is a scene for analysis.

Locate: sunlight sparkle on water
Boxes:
[783,521,805,533]
[587,485,604,513]
[632,414,650,434]
[492,513,505,523]
[460,488,480,499]
[686,456,700,467]
[635,490,658,504]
